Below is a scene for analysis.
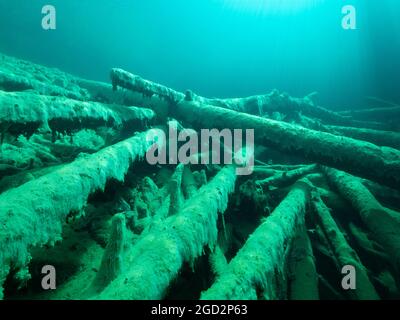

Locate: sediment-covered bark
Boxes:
[91,213,127,291]
[327,125,400,149]
[256,164,317,189]
[288,224,319,300]
[0,91,155,137]
[312,192,379,300]
[339,106,400,125]
[96,166,236,299]
[0,130,161,299]
[201,180,310,300]
[323,167,400,279]
[174,100,400,189]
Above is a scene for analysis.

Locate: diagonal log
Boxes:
[111,69,384,129]
[0,91,155,137]
[327,125,400,149]
[174,100,400,189]
[201,180,311,300]
[288,224,319,300]
[0,130,162,299]
[256,164,317,190]
[95,166,236,299]
[339,106,400,124]
[312,191,380,300]
[323,167,400,281]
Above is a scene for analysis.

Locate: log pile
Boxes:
[0,53,399,300]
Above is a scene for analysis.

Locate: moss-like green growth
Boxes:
[0,130,160,298]
[201,180,310,300]
[96,166,236,300]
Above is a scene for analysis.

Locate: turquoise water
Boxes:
[1,0,399,108]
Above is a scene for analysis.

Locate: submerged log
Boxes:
[323,167,400,280]
[174,100,400,189]
[201,180,311,300]
[90,213,127,291]
[0,91,155,137]
[288,224,319,300]
[0,130,161,299]
[339,106,400,124]
[96,166,236,299]
[111,68,385,130]
[312,192,379,300]
[256,164,317,189]
[327,125,400,149]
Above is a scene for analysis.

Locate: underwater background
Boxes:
[1,0,399,109]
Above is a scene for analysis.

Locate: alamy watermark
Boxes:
[41,4,356,31]
[41,5,56,30]
[145,123,255,176]
[342,5,357,30]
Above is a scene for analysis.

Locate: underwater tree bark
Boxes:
[0,130,161,298]
[95,166,236,300]
[339,106,400,125]
[174,100,400,189]
[0,91,155,138]
[201,180,311,300]
[312,192,380,300]
[90,213,127,291]
[288,224,319,300]
[327,125,400,149]
[110,68,389,131]
[256,164,317,190]
[323,167,400,280]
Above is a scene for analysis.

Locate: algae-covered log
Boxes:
[0,91,155,137]
[256,164,317,189]
[0,53,89,100]
[174,101,400,189]
[110,68,386,130]
[323,167,400,279]
[327,125,400,149]
[90,213,127,291]
[0,130,161,299]
[288,224,319,300]
[110,68,184,119]
[339,106,400,125]
[201,180,310,300]
[312,192,379,300]
[96,166,236,299]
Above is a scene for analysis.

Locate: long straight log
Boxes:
[111,69,383,130]
[174,100,400,189]
[312,192,379,300]
[288,224,319,300]
[323,167,400,281]
[201,180,310,300]
[0,91,155,136]
[0,130,161,299]
[339,106,400,124]
[327,125,400,149]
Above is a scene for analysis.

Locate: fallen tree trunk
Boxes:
[201,180,311,300]
[327,125,400,149]
[174,100,400,189]
[323,167,400,281]
[95,166,236,299]
[288,224,319,300]
[339,106,400,124]
[0,130,161,299]
[0,91,155,137]
[312,192,380,300]
[256,164,317,189]
[111,69,383,130]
